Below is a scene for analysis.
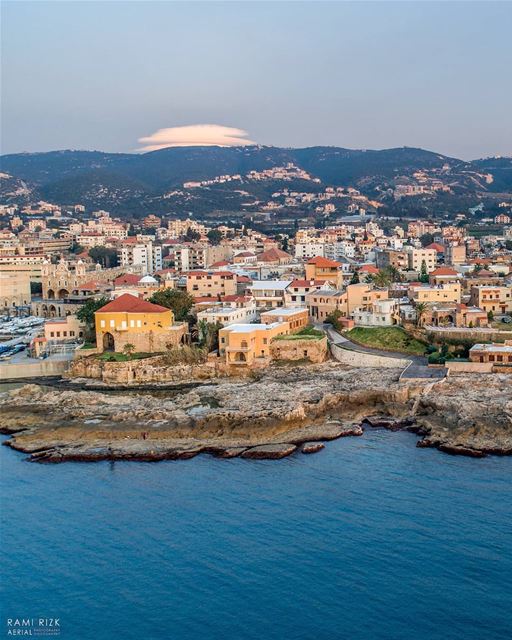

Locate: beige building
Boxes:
[218,322,289,366]
[186,271,237,298]
[0,268,31,309]
[469,341,512,364]
[408,282,461,304]
[407,248,437,273]
[44,315,85,342]
[469,285,512,314]
[445,243,466,265]
[260,307,309,332]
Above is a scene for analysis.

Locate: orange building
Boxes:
[95,293,187,353]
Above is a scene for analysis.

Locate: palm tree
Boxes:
[414,302,428,327]
[122,343,136,358]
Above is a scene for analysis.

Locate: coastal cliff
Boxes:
[1,364,510,462]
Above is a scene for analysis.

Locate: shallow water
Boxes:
[1,429,511,640]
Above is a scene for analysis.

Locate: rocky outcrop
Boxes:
[302,442,325,454]
[1,364,510,462]
[241,444,297,459]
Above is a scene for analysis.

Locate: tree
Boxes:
[325,309,343,331]
[419,260,429,283]
[76,296,110,341]
[280,235,289,252]
[487,310,494,322]
[420,233,434,247]
[30,282,43,295]
[207,229,222,245]
[89,246,119,268]
[349,271,360,284]
[69,242,84,255]
[185,228,201,242]
[149,289,194,321]
[415,302,428,327]
[197,320,222,352]
[122,343,135,358]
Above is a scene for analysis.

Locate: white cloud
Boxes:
[138,124,256,152]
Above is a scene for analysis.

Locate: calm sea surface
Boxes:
[1,428,511,640]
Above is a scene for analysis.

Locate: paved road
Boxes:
[321,324,446,380]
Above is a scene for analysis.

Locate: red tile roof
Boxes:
[96,293,169,314]
[426,243,445,252]
[307,256,341,267]
[114,274,142,286]
[430,267,459,276]
[209,260,231,268]
[256,248,292,262]
[359,264,379,274]
[79,280,109,291]
[289,279,323,288]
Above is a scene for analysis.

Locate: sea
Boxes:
[1,428,511,640]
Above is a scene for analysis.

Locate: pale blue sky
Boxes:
[2,1,511,159]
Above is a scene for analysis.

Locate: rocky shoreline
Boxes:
[1,363,510,462]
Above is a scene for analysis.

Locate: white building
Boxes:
[197,301,258,326]
[248,280,293,308]
[119,242,162,275]
[352,299,398,327]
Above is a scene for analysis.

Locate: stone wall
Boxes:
[270,337,328,363]
[0,357,73,380]
[67,354,221,384]
[329,342,410,369]
[96,324,188,355]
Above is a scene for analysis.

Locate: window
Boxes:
[100,320,105,328]
[110,320,115,328]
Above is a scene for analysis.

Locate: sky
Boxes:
[1,1,511,159]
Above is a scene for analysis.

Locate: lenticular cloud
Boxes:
[138,124,256,151]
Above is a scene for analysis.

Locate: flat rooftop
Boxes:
[261,307,307,316]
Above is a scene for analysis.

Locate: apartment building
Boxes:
[118,241,163,275]
[408,282,462,304]
[248,280,293,308]
[469,285,512,314]
[407,248,437,273]
[186,271,237,298]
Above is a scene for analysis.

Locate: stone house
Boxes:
[94,293,187,354]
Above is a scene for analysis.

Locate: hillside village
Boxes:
[1,192,512,381]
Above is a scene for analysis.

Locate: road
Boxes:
[321,324,446,380]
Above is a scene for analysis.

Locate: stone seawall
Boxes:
[329,342,410,369]
[67,355,223,384]
[270,337,328,363]
[0,357,73,381]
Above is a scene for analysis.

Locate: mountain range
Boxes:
[1,146,511,217]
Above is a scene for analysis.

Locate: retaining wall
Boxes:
[329,342,410,369]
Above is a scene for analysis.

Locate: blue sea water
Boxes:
[1,429,511,640]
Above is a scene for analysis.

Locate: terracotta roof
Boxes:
[289,279,323,288]
[256,248,292,262]
[426,243,445,252]
[209,260,231,268]
[221,294,250,303]
[187,270,235,278]
[79,280,109,291]
[96,293,169,314]
[307,256,341,267]
[237,275,252,283]
[359,264,379,274]
[430,267,459,276]
[114,274,142,286]
[474,269,496,277]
